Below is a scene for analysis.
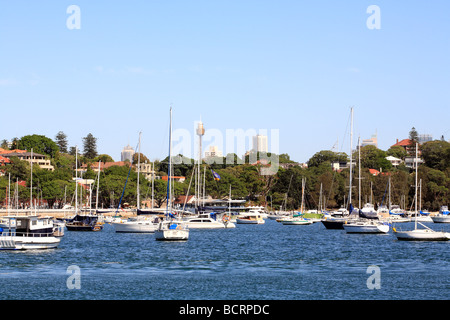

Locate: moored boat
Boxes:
[0,216,61,250]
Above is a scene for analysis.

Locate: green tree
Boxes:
[82,133,98,159]
[55,131,68,153]
[94,154,114,163]
[420,140,450,171]
[307,150,348,168]
[357,145,392,171]
[18,134,59,158]
[386,145,408,160]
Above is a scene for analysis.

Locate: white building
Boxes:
[385,156,402,167]
[121,145,135,162]
[204,145,223,158]
[252,135,268,153]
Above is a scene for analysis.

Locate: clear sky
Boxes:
[1,1,449,163]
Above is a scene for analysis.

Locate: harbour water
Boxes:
[0,220,448,300]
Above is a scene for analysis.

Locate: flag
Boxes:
[211,169,221,181]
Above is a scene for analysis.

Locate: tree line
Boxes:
[1,130,449,211]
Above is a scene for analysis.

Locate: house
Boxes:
[385,156,402,167]
[161,176,186,183]
[0,150,54,171]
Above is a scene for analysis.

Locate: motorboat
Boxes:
[236,215,265,224]
[281,216,313,225]
[183,213,235,229]
[0,216,61,250]
[112,215,159,233]
[66,214,103,231]
[431,206,450,223]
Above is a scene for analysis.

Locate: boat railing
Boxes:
[0,230,54,237]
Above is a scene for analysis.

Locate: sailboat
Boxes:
[66,147,103,231]
[155,107,189,241]
[112,132,159,233]
[281,178,313,225]
[394,144,450,241]
[322,107,358,230]
[343,135,389,234]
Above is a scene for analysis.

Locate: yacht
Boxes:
[112,215,159,233]
[343,219,390,234]
[236,214,265,224]
[431,206,450,223]
[155,219,189,241]
[154,107,189,241]
[66,213,103,231]
[183,213,235,229]
[0,216,61,250]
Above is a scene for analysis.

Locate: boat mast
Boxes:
[30,148,33,212]
[75,146,78,214]
[348,107,354,209]
[96,161,101,211]
[166,107,173,215]
[358,135,361,209]
[137,131,141,210]
[414,142,418,230]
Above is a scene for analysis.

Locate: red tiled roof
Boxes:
[392,139,412,147]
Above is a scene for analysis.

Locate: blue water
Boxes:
[0,220,448,300]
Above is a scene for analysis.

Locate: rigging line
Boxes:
[115,138,140,215]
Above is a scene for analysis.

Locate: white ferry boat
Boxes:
[0,216,61,250]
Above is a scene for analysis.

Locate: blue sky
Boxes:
[1,1,449,163]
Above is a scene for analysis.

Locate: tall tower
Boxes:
[196,120,205,207]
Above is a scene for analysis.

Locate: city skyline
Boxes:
[1,1,449,163]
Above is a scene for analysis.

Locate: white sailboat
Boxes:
[343,122,389,234]
[394,144,450,241]
[281,178,313,226]
[155,107,189,241]
[113,132,159,233]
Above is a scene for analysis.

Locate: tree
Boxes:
[307,150,348,168]
[421,140,450,171]
[409,127,419,143]
[386,145,408,160]
[83,133,98,159]
[18,134,59,158]
[357,145,392,171]
[95,154,114,163]
[55,131,68,153]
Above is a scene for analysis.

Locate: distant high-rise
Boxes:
[252,134,268,153]
[418,134,432,144]
[362,133,378,148]
[121,144,135,162]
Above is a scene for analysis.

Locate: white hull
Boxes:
[0,236,60,250]
[394,229,450,241]
[281,218,313,225]
[154,229,189,241]
[431,215,450,223]
[155,220,189,241]
[186,221,236,229]
[112,221,157,233]
[236,218,265,224]
[344,222,389,234]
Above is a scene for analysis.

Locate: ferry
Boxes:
[0,216,61,250]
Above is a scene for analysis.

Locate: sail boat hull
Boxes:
[343,222,389,234]
[394,229,450,241]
